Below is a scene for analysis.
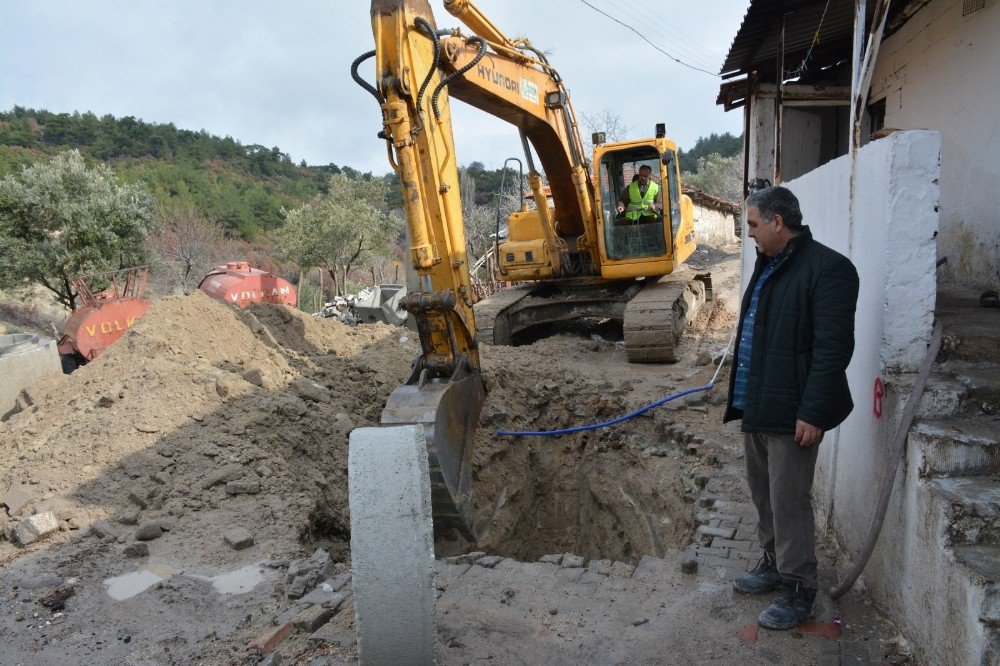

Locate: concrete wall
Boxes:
[739,128,939,623]
[692,204,737,247]
[0,334,61,419]
[867,0,1000,289]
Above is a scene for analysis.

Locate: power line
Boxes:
[579,0,720,77]
[600,0,727,70]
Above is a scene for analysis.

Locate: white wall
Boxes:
[692,205,737,247]
[739,128,940,572]
[868,0,1000,289]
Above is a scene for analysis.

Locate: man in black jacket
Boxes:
[724,186,859,630]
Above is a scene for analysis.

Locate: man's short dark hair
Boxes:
[747,186,803,230]
[638,164,652,173]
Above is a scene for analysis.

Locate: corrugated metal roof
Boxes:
[720,0,870,78]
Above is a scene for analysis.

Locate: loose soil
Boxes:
[0,245,746,664]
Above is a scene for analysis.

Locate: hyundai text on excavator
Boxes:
[347,1,710,661]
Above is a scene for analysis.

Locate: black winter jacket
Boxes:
[724,227,860,433]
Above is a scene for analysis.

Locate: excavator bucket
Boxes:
[377,367,485,540]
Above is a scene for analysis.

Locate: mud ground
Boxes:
[0,245,910,664]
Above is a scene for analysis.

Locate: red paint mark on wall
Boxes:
[874,377,884,418]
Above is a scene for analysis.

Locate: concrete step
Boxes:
[923,360,1000,418]
[911,416,1000,477]
[952,545,1000,627]
[937,288,1000,364]
[927,475,1000,546]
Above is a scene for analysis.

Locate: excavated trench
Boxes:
[471,433,693,564]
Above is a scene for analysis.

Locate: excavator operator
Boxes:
[615,164,662,224]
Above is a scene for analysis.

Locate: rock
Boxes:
[90,520,118,540]
[632,617,649,627]
[119,506,141,525]
[291,604,334,632]
[286,548,332,583]
[609,561,636,577]
[224,528,254,550]
[588,559,613,576]
[3,521,18,542]
[242,368,264,386]
[14,512,59,545]
[134,522,163,541]
[152,472,171,485]
[128,489,149,509]
[693,473,710,489]
[709,392,727,406]
[2,484,34,516]
[561,554,585,568]
[290,379,331,404]
[202,464,244,489]
[38,586,75,610]
[299,583,347,608]
[225,478,262,495]
[695,351,713,366]
[287,573,318,599]
[123,542,149,558]
[259,653,282,666]
[680,549,698,574]
[539,554,563,565]
[477,555,502,568]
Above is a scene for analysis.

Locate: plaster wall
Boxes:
[738,130,939,638]
[692,205,737,247]
[868,0,1000,288]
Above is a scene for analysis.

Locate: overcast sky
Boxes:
[0,0,748,175]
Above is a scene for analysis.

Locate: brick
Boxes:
[696,525,736,539]
[711,537,754,551]
[694,545,729,558]
[251,622,293,653]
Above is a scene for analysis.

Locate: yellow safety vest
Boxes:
[626,180,659,221]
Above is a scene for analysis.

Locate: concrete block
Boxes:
[539,554,563,565]
[14,512,59,545]
[587,559,613,575]
[476,555,502,568]
[696,525,736,539]
[609,562,635,578]
[349,425,435,665]
[291,604,335,632]
[309,622,357,647]
[561,554,584,568]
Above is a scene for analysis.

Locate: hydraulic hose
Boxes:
[829,321,943,599]
[497,322,738,437]
[431,36,486,119]
[413,17,440,121]
[351,50,383,104]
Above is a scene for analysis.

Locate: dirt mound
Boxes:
[1,288,700,572]
[0,291,416,567]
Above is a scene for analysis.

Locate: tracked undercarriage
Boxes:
[475,270,712,363]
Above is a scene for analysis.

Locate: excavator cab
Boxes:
[594,138,694,277]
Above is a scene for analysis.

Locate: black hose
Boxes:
[495,158,522,276]
[829,321,943,599]
[431,37,486,119]
[413,18,440,121]
[351,50,383,104]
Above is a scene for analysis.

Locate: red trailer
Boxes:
[58,267,151,372]
[198,262,297,308]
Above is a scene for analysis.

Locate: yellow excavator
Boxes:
[348,1,709,661]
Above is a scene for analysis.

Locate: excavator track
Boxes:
[473,283,535,345]
[624,273,710,363]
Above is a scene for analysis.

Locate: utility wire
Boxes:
[579,0,720,77]
[600,0,726,70]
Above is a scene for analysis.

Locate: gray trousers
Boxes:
[743,432,821,589]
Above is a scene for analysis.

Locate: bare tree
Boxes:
[149,205,235,295]
[580,108,632,153]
